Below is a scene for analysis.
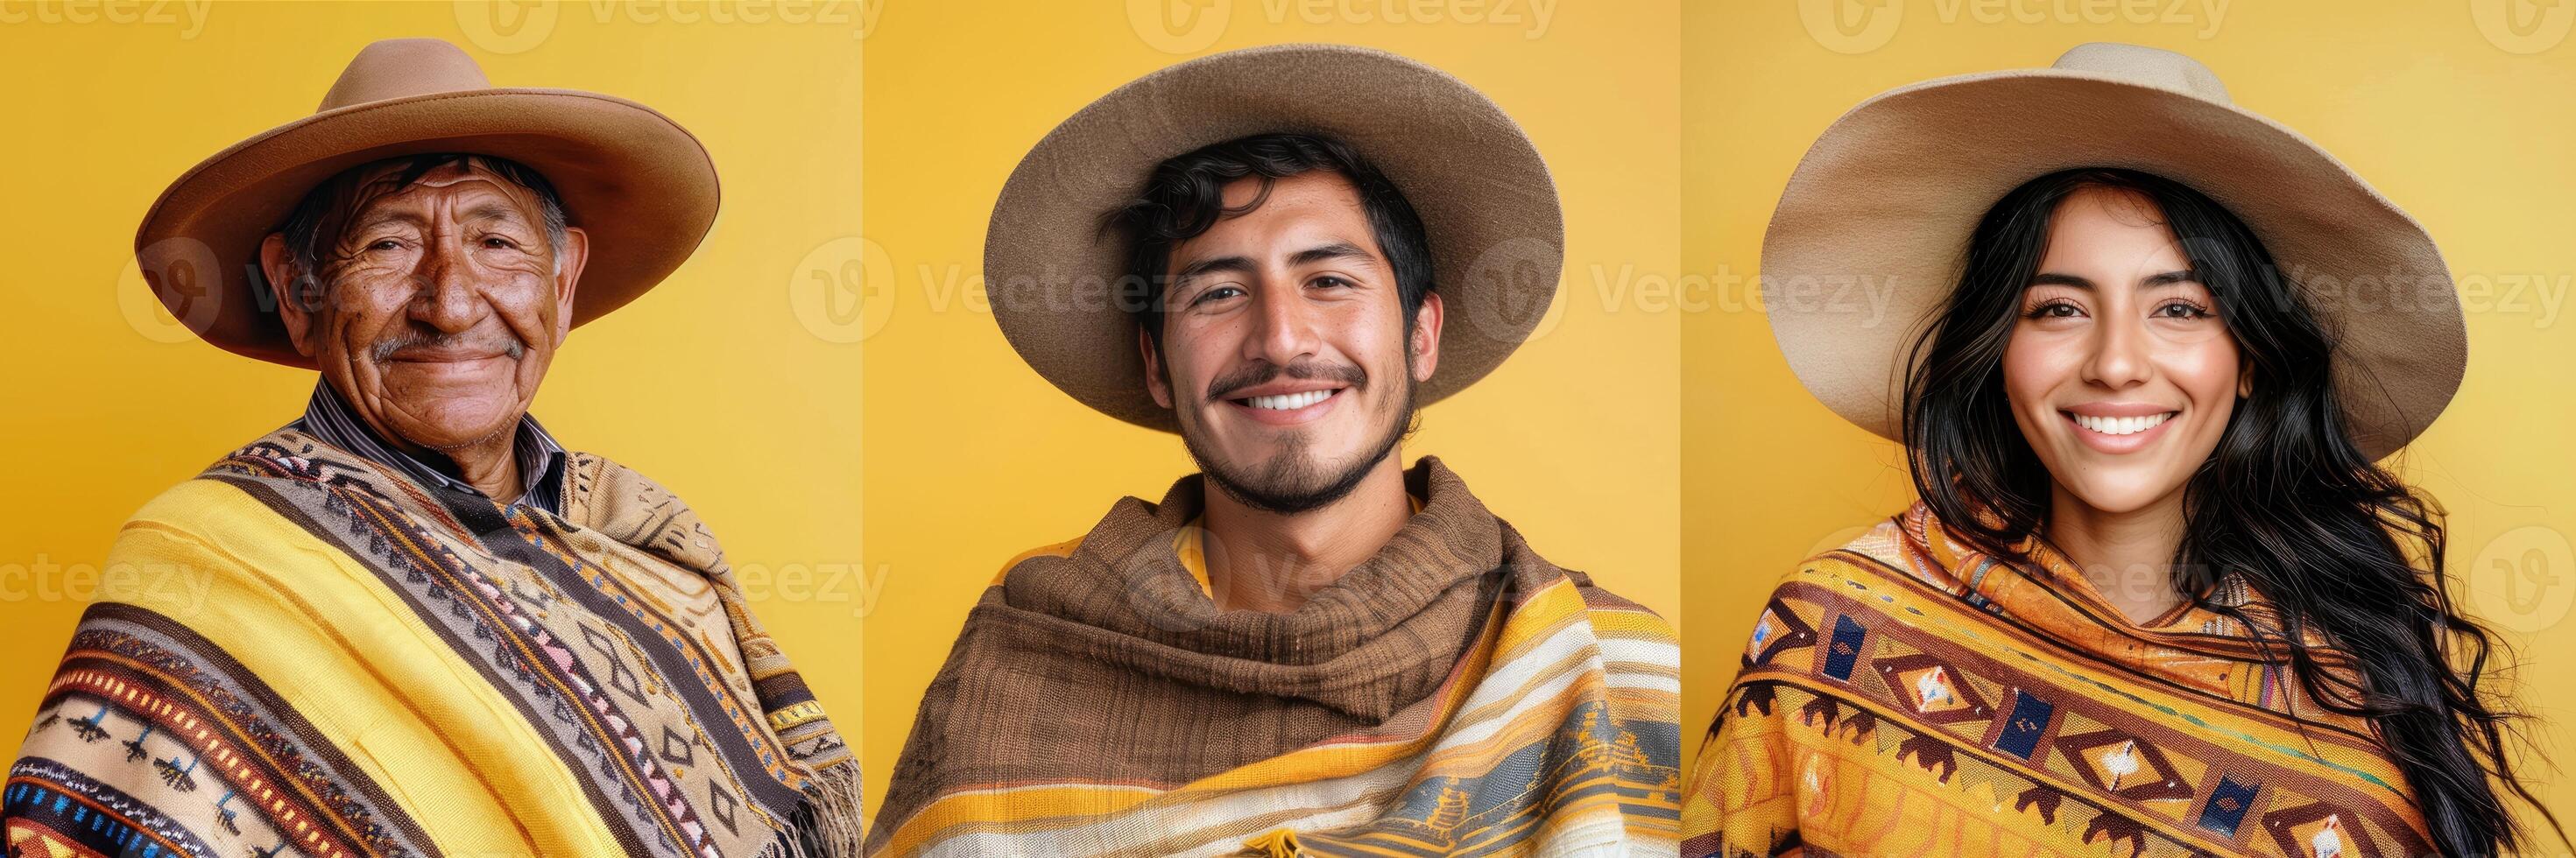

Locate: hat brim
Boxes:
[1761,70,2465,461]
[135,87,720,368]
[984,44,1564,433]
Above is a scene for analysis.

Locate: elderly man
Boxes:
[4,40,857,858]
[869,46,1680,857]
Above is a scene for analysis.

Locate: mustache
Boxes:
[1204,359,1367,402]
[370,330,526,363]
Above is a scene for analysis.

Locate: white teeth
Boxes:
[2070,411,2176,436]
[1246,390,1335,411]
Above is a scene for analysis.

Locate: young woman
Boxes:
[1684,45,2565,857]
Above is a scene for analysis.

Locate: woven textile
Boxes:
[872,458,1683,856]
[4,428,861,858]
[1683,502,2432,857]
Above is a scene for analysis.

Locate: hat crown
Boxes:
[316,39,492,112]
[2050,42,2229,103]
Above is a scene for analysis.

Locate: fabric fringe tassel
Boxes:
[779,761,867,858]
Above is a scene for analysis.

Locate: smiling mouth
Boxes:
[1233,388,1344,411]
[2064,411,2177,436]
[389,353,505,362]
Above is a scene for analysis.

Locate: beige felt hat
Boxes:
[1762,43,2465,460]
[134,38,719,368]
[984,44,1563,433]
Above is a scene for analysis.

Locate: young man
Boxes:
[871,45,1681,857]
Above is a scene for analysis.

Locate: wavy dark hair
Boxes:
[1102,132,1435,355]
[1900,167,2564,857]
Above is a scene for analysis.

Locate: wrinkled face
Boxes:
[1141,171,1442,513]
[2002,186,2247,515]
[265,159,588,454]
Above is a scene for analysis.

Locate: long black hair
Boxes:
[1900,167,2564,857]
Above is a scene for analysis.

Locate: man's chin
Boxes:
[1204,470,1353,515]
[1177,388,1415,516]
[1192,447,1375,514]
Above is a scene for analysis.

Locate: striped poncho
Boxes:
[1683,502,2434,857]
[871,457,1682,856]
[4,429,862,858]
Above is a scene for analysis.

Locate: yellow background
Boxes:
[859,2,1680,825]
[1683,0,2576,833]
[10,0,2566,844]
[0,0,867,791]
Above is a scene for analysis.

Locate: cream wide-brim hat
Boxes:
[134,38,719,368]
[983,44,1564,433]
[1762,42,2465,460]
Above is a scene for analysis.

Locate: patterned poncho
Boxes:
[1683,502,2434,857]
[4,429,862,858]
[871,457,1683,856]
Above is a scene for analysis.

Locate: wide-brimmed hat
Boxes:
[1762,43,2465,460]
[135,38,719,368]
[984,44,1563,433]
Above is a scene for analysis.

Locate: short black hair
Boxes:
[1103,132,1434,354]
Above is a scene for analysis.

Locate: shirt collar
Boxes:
[289,380,568,515]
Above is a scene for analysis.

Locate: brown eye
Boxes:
[2024,300,2081,320]
[2156,301,2213,320]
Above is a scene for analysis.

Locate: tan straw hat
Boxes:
[134,38,719,368]
[984,44,1563,433]
[1762,42,2465,459]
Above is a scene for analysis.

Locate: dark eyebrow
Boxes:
[1288,241,1373,268]
[2140,269,2198,287]
[2027,269,2198,289]
[1174,254,1255,283]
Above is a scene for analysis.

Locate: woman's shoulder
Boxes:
[1771,503,1963,593]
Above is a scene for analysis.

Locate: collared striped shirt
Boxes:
[287,381,568,514]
